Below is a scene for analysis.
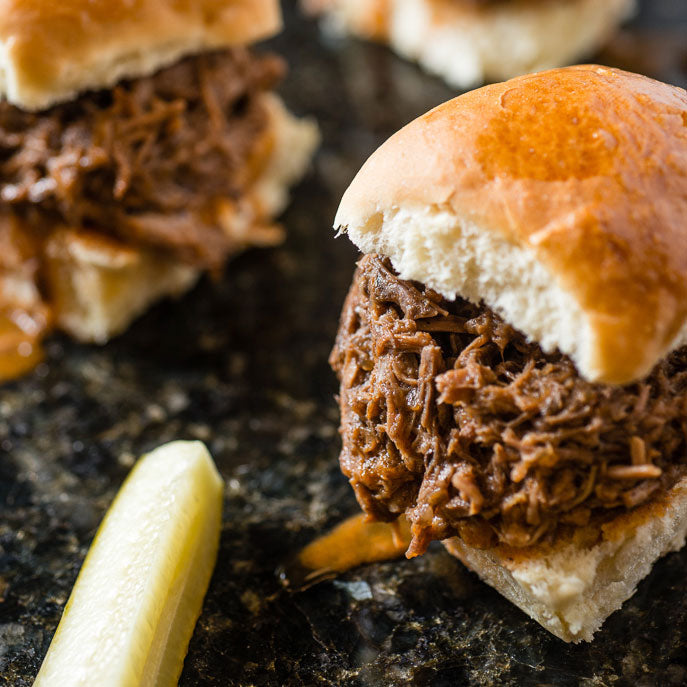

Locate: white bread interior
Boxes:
[341,205,687,384]
[251,95,321,225]
[0,0,282,110]
[43,231,201,344]
[343,205,593,382]
[443,476,687,642]
[334,66,687,385]
[1,95,319,343]
[306,0,635,88]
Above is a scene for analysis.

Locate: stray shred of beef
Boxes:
[330,254,687,555]
[0,48,284,270]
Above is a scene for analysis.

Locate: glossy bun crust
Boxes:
[335,65,687,385]
[0,0,281,109]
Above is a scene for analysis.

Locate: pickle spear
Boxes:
[34,440,223,687]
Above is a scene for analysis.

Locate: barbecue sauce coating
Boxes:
[330,255,687,555]
[0,48,284,271]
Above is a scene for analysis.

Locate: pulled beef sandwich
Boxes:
[0,0,318,362]
[303,0,635,88]
[329,65,687,643]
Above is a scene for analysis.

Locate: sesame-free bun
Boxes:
[0,0,282,110]
[304,0,634,88]
[335,65,687,385]
[443,476,687,642]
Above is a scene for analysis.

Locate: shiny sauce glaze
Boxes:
[279,514,412,590]
[0,308,50,382]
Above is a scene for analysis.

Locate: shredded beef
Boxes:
[330,254,687,555]
[0,48,284,269]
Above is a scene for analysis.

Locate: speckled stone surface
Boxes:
[2,2,687,686]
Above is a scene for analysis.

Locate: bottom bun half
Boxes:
[443,477,687,642]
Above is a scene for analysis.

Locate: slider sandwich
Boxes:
[330,65,687,642]
[0,0,318,354]
[303,0,635,88]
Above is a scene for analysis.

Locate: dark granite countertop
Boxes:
[2,2,687,685]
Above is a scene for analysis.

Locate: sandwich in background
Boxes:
[303,0,635,88]
[0,0,318,374]
[330,64,687,642]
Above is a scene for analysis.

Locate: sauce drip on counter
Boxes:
[279,514,412,591]
[0,309,50,382]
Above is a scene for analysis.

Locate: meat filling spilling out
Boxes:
[0,47,284,270]
[330,254,687,555]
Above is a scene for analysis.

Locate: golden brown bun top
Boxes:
[335,65,687,384]
[0,0,282,110]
